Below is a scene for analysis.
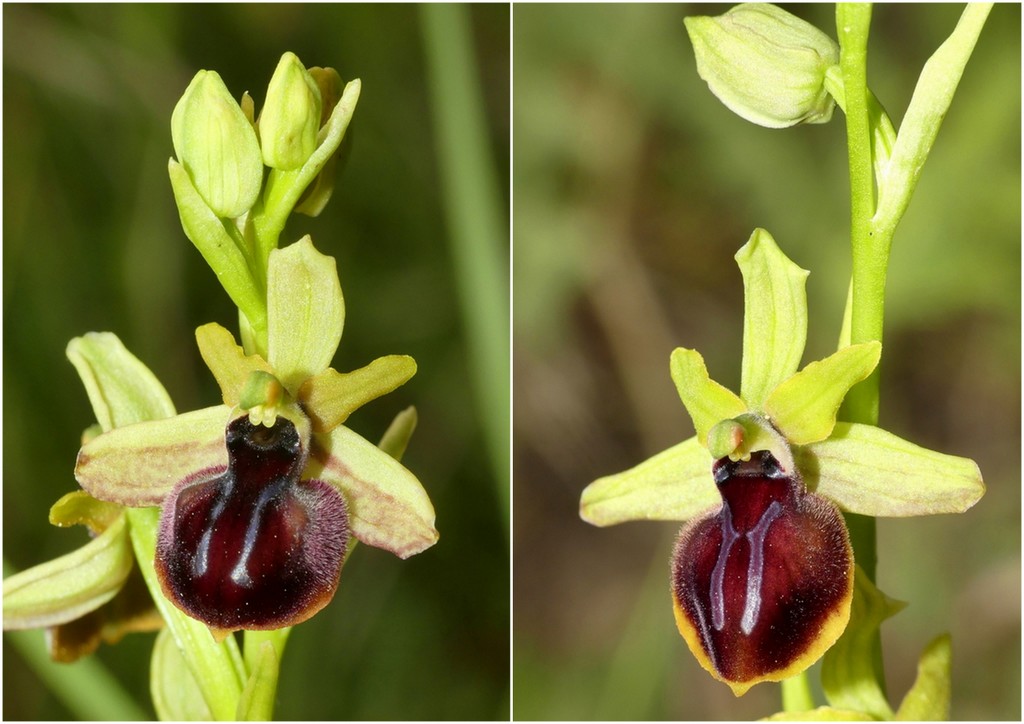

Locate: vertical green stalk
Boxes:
[420,4,510,528]
[835,0,887,702]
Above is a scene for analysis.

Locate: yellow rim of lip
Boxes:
[671,553,854,697]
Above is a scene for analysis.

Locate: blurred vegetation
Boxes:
[3,4,508,720]
[513,3,1019,720]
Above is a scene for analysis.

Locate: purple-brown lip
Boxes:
[155,416,349,632]
[671,449,853,694]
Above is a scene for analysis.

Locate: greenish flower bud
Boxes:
[259,52,322,171]
[171,70,263,219]
[684,4,839,129]
[294,66,344,216]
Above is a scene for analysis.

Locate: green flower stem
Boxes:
[126,508,245,720]
[835,2,887,707]
[836,3,884,431]
[420,4,510,529]
[243,627,290,677]
[781,670,815,713]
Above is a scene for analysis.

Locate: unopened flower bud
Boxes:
[685,4,839,129]
[259,52,322,170]
[294,66,345,217]
[171,70,263,218]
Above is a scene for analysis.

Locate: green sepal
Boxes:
[796,422,985,516]
[267,236,345,395]
[151,627,214,721]
[764,341,881,445]
[235,641,280,721]
[168,158,267,340]
[195,322,275,406]
[306,424,438,559]
[895,634,952,721]
[75,406,233,507]
[67,333,177,432]
[736,228,809,408]
[298,355,417,433]
[2,513,132,630]
[670,348,747,446]
[579,436,718,526]
[822,566,905,719]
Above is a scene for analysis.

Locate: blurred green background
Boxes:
[4,3,508,720]
[514,3,1019,720]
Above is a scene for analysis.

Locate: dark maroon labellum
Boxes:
[155,416,349,632]
[671,449,853,695]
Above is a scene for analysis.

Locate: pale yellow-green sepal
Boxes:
[580,436,718,526]
[796,422,984,516]
[267,236,344,395]
[736,228,809,408]
[75,406,233,507]
[764,341,881,445]
[299,355,417,433]
[67,333,177,432]
[306,424,437,559]
[670,348,747,446]
[2,513,132,630]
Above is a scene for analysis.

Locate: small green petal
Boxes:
[895,634,952,721]
[670,348,748,445]
[797,422,985,516]
[235,641,280,721]
[764,341,882,445]
[67,333,176,432]
[75,406,233,507]
[151,628,214,722]
[2,514,133,630]
[307,425,437,559]
[298,355,417,433]
[580,436,718,526]
[822,567,905,719]
[267,236,344,394]
[195,322,274,406]
[736,229,809,409]
[49,491,123,535]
